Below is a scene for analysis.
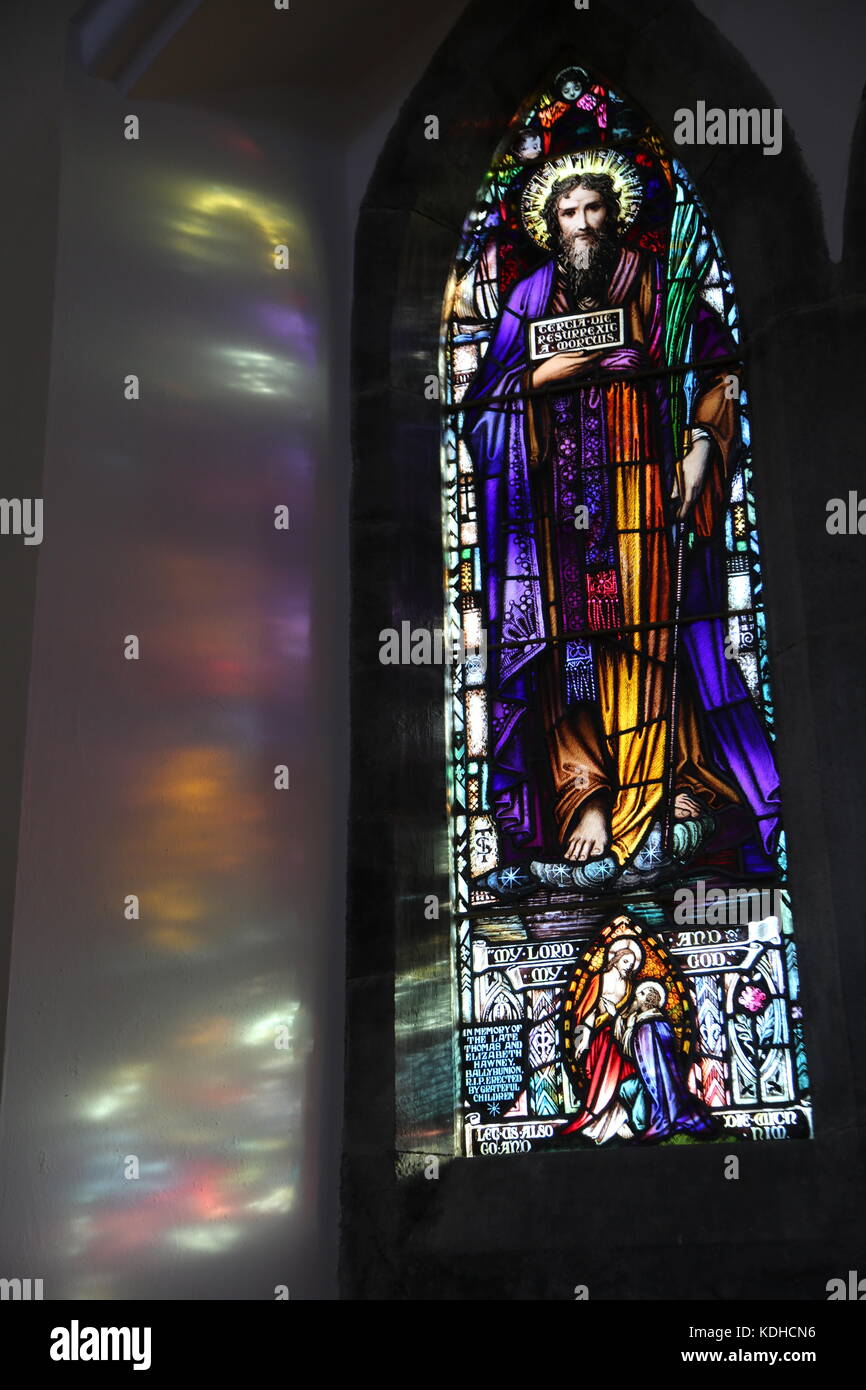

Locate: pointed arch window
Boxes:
[440,64,811,1155]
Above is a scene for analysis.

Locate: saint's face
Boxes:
[556,187,608,249]
[642,986,665,1011]
[615,951,637,978]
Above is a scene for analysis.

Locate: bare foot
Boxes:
[564,794,611,863]
[674,791,703,820]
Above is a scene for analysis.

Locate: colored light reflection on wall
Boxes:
[0,72,336,1297]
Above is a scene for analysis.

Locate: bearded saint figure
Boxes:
[462,150,781,892]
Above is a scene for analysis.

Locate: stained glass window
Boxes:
[441,66,811,1156]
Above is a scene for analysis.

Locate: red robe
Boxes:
[562,969,636,1135]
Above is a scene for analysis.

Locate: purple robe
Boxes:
[461,252,781,868]
[631,1018,713,1140]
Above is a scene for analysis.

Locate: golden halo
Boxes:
[521,148,643,249]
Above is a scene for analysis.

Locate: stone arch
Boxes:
[347,0,852,1299]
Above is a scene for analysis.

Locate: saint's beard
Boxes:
[558,225,620,304]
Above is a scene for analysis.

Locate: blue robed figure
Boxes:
[616,980,712,1140]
